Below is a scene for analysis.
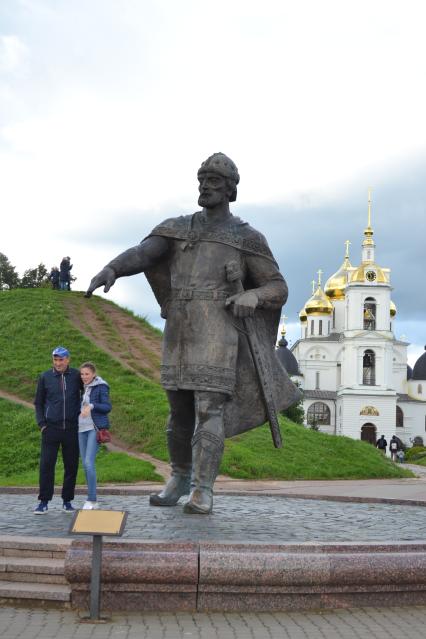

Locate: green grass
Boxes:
[411,456,426,467]
[0,288,414,482]
[222,418,413,479]
[0,288,170,458]
[0,398,163,485]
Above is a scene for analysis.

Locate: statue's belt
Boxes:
[170,288,229,301]
[150,226,276,263]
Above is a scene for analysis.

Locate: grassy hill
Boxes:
[0,398,162,485]
[0,288,412,483]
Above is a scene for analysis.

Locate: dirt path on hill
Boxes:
[0,389,168,480]
[62,295,162,382]
[0,390,33,409]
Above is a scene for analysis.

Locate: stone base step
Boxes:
[0,579,71,602]
[0,536,70,605]
[0,535,71,560]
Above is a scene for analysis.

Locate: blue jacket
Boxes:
[81,377,112,429]
[34,367,83,430]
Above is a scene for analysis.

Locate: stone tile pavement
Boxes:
[1,605,426,638]
[2,493,426,543]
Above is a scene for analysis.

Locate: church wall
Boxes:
[397,402,426,445]
[346,286,392,333]
[305,315,331,338]
[392,343,409,393]
[303,364,336,392]
[337,393,397,443]
[392,365,407,394]
[407,380,426,401]
[303,399,336,433]
[331,300,345,333]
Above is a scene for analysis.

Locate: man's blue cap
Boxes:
[52,346,70,358]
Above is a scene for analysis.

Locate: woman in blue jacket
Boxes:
[78,362,112,510]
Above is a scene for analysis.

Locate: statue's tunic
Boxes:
[143,211,301,435]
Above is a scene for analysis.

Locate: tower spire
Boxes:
[367,187,372,229]
[280,314,287,336]
[362,187,375,262]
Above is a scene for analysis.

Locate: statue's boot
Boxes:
[183,431,224,515]
[149,429,192,507]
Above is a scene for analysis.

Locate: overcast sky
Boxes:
[1,0,425,365]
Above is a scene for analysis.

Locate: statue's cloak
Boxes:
[144,213,301,438]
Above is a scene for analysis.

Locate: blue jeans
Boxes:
[78,430,99,501]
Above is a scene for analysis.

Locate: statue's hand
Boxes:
[226,291,258,318]
[85,267,116,298]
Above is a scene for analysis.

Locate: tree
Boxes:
[0,253,20,289]
[19,263,49,288]
[281,381,304,424]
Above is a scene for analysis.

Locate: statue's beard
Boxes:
[198,192,226,208]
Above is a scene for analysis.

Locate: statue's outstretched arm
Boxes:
[85,235,169,297]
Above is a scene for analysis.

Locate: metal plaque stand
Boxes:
[69,509,128,623]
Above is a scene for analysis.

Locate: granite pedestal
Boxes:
[64,538,426,612]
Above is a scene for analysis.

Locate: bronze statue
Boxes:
[86,153,300,514]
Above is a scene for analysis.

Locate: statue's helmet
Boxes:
[197,152,240,202]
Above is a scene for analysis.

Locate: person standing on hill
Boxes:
[59,257,72,291]
[389,435,399,462]
[78,362,111,510]
[375,434,387,456]
[49,266,60,290]
[33,346,82,514]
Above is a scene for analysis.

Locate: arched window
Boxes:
[363,349,376,385]
[396,406,404,428]
[319,319,323,335]
[310,320,314,335]
[332,308,336,329]
[307,402,330,426]
[418,384,423,395]
[364,297,376,330]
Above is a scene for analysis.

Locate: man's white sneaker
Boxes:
[82,501,99,510]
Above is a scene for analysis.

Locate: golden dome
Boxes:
[324,241,352,300]
[390,300,397,317]
[299,306,307,322]
[349,262,389,284]
[305,285,333,316]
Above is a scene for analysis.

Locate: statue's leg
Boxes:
[149,390,194,506]
[183,391,226,515]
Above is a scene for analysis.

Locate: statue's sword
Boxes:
[225,262,283,449]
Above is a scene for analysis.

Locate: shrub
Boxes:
[404,446,426,462]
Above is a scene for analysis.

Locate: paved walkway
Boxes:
[1,605,426,638]
[2,492,426,542]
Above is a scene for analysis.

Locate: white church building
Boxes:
[277,194,426,446]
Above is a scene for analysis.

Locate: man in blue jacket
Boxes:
[34,346,82,514]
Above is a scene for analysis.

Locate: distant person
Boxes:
[49,266,60,290]
[389,435,399,462]
[78,362,111,510]
[59,257,72,291]
[375,434,387,456]
[396,449,405,463]
[33,346,82,514]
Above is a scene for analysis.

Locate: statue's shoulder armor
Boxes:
[149,214,192,238]
[234,222,273,261]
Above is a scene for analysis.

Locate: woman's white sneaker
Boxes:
[82,501,99,510]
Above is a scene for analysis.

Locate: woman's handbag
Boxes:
[95,427,111,444]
